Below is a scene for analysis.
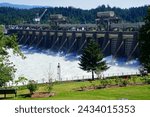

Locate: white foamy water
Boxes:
[8,46,141,83]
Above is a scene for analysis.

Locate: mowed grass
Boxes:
[1,80,150,100]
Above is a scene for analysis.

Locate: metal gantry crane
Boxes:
[34,9,47,24]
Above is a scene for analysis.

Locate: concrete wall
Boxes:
[8,29,139,59]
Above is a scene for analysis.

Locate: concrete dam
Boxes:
[7,29,139,59]
[6,11,142,59]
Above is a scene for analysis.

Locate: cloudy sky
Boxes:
[0,0,149,9]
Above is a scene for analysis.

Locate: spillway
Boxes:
[8,29,140,60]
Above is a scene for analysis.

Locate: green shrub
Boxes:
[131,76,138,85]
[100,79,109,88]
[107,79,113,85]
[27,80,38,95]
[119,78,129,87]
[140,77,146,84]
[140,76,150,84]
[46,85,53,93]
[145,78,150,84]
[90,83,96,89]
[114,77,120,85]
[46,83,53,93]
[45,78,53,93]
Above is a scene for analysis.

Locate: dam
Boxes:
[7,29,139,59]
[6,11,143,59]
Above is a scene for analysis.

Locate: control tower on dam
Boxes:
[7,11,143,59]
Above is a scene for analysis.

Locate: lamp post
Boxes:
[57,63,61,81]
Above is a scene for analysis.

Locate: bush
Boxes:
[146,79,150,84]
[107,79,113,85]
[140,77,146,84]
[119,79,129,87]
[100,79,109,88]
[114,77,120,86]
[90,83,96,89]
[140,76,150,84]
[131,76,138,85]
[145,77,150,84]
[46,83,53,93]
[27,80,38,95]
[45,78,53,93]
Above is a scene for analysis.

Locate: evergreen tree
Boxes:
[79,40,108,80]
[139,7,150,72]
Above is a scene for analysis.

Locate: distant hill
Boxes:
[0,2,47,9]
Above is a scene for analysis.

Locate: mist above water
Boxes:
[8,46,140,83]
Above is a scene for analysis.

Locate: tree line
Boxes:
[0,5,148,25]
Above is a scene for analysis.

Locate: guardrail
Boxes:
[45,72,141,82]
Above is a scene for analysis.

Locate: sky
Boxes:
[0,0,149,9]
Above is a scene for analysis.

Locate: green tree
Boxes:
[79,40,108,80]
[139,7,150,72]
[0,27,23,87]
[27,80,38,95]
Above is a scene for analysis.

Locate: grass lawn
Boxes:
[1,79,150,100]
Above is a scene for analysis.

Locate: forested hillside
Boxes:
[0,5,148,25]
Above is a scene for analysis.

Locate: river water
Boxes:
[8,46,140,83]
